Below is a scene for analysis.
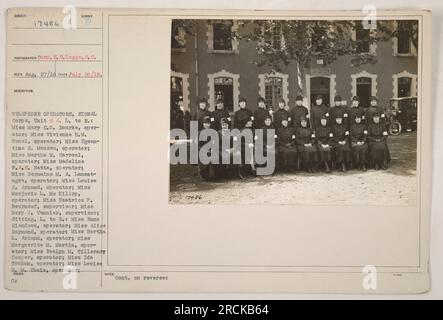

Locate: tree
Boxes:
[171,19,418,96]
[233,19,418,96]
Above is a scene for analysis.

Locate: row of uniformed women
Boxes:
[272,112,390,174]
[195,96,391,180]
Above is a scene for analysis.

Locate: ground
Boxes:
[169,132,417,206]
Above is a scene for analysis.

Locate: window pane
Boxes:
[265,77,283,107]
[213,22,233,50]
[397,21,411,54]
[171,22,185,49]
[214,77,233,85]
[398,77,412,97]
[355,24,370,53]
[171,76,183,94]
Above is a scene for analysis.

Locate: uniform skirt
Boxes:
[298,145,319,163]
[317,143,332,162]
[351,143,368,163]
[277,145,298,167]
[333,144,351,163]
[368,142,391,164]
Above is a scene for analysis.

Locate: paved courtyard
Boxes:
[169,132,417,206]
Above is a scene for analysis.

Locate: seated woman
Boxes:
[295,117,318,173]
[239,118,255,179]
[276,117,298,172]
[331,116,351,172]
[198,116,217,180]
[350,115,368,171]
[367,113,391,170]
[315,116,333,173]
[255,115,277,173]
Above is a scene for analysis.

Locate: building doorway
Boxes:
[214,77,234,111]
[356,77,372,107]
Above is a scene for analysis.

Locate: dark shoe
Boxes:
[341,163,347,172]
[361,163,367,172]
[375,162,380,170]
[238,167,246,180]
[325,162,331,173]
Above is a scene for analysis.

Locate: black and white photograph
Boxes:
[169,18,419,206]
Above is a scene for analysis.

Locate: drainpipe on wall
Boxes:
[194,24,199,113]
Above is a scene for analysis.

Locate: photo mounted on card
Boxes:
[169,17,419,206]
[5,8,431,294]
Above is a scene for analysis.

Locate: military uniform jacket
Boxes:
[170,106,185,130]
[253,108,272,129]
[261,125,276,147]
[315,125,333,145]
[311,104,329,128]
[329,106,349,122]
[331,124,350,145]
[273,108,292,129]
[277,126,296,147]
[367,122,388,142]
[212,109,231,130]
[234,108,253,130]
[295,127,316,145]
[193,109,213,130]
[350,123,368,144]
[365,105,386,123]
[347,106,365,122]
[291,105,310,129]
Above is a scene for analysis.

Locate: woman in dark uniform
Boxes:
[253,97,272,130]
[291,95,310,131]
[315,116,333,173]
[234,97,253,130]
[212,98,231,131]
[218,117,237,179]
[238,118,255,179]
[367,113,391,170]
[198,116,217,180]
[276,117,298,172]
[193,98,213,131]
[295,117,318,173]
[273,98,292,130]
[331,116,351,172]
[255,115,277,172]
[310,95,329,131]
[350,115,368,171]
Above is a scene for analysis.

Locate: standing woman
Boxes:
[367,113,391,170]
[276,117,298,172]
[234,97,253,130]
[295,116,318,173]
[212,98,231,131]
[315,116,333,173]
[310,95,329,131]
[193,98,213,131]
[350,115,368,171]
[273,98,292,130]
[291,95,310,131]
[253,97,272,130]
[331,116,351,172]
